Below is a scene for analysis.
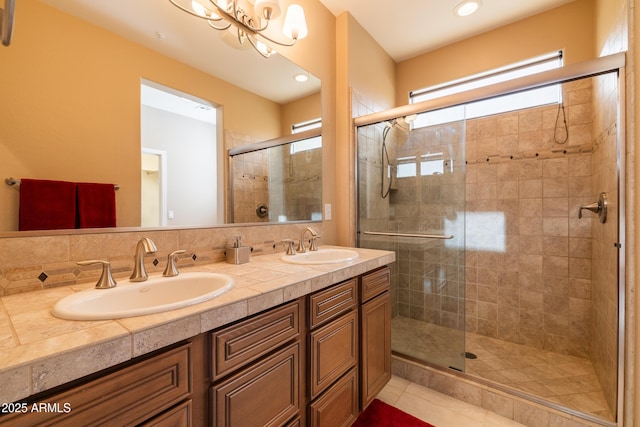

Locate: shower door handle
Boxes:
[362,231,454,239]
[578,192,607,223]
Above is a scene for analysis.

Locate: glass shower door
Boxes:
[357,113,466,371]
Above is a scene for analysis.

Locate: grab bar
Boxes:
[5,177,120,190]
[362,231,454,240]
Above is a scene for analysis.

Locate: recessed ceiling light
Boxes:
[454,0,482,17]
[294,73,309,82]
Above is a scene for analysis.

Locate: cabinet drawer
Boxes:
[211,342,300,427]
[140,400,192,427]
[309,278,357,329]
[308,368,358,427]
[309,310,358,399]
[211,300,301,380]
[0,344,191,427]
[360,266,390,303]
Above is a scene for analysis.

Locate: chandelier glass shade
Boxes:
[169,0,308,58]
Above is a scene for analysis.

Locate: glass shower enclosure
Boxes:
[355,53,625,423]
[357,110,467,372]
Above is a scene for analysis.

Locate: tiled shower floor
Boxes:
[391,316,614,421]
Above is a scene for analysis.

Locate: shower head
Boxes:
[385,114,416,129]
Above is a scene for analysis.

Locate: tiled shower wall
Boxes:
[354,90,466,330]
[228,131,270,224]
[464,79,596,358]
[388,123,466,329]
[229,132,323,223]
[231,149,270,223]
[271,147,323,222]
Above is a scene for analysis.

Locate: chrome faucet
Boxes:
[130,237,157,282]
[297,227,318,253]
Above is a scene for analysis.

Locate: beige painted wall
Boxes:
[595,0,626,55]
[0,0,282,230]
[334,12,396,246]
[272,0,338,244]
[347,15,396,110]
[280,92,322,135]
[395,0,596,107]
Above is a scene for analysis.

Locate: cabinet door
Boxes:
[360,291,391,408]
[211,342,300,427]
[308,368,358,427]
[309,310,358,399]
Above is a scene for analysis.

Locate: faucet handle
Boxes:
[309,235,321,251]
[163,250,186,277]
[77,260,117,289]
[282,239,296,255]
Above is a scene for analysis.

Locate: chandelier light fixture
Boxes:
[169,0,308,58]
[0,0,15,47]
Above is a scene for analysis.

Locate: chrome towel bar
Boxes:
[5,177,120,190]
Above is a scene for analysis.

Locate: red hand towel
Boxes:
[18,179,77,231]
[76,182,117,228]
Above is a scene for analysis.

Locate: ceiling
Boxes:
[318,0,576,62]
[37,0,576,103]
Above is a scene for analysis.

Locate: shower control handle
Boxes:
[578,192,608,223]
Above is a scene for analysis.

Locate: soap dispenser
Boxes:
[226,235,251,264]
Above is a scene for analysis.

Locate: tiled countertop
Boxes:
[0,246,394,404]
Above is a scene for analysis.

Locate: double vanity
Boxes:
[0,245,394,426]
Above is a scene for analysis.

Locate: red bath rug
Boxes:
[352,399,436,427]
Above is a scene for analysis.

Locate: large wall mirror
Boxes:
[0,0,321,234]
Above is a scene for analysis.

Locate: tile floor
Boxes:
[377,375,526,427]
[391,317,614,421]
[466,333,613,421]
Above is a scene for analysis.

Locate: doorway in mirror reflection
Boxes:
[141,81,222,227]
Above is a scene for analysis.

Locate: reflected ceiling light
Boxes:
[169,0,308,58]
[454,0,482,17]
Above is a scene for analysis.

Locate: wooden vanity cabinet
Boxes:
[0,264,392,427]
[359,266,392,409]
[209,299,303,427]
[307,278,359,427]
[0,343,193,427]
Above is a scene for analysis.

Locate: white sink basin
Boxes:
[281,248,359,265]
[52,272,234,320]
